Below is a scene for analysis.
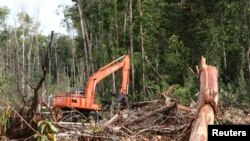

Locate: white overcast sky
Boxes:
[0,0,74,35]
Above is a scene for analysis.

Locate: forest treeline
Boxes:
[0,0,249,108]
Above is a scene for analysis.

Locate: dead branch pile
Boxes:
[55,99,195,141]
[53,100,250,141]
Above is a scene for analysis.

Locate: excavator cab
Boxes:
[75,88,84,95]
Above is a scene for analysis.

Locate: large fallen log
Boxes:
[189,56,219,141]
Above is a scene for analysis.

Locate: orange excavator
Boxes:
[52,54,130,114]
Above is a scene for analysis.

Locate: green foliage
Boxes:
[0,107,11,134]
[220,85,250,109]
[0,0,249,108]
[174,85,193,106]
[0,75,22,105]
[0,6,9,29]
[145,80,161,100]
[162,35,189,85]
[22,0,250,106]
[173,71,199,106]
[34,119,58,141]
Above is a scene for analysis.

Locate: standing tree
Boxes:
[138,0,146,94]
[128,0,135,97]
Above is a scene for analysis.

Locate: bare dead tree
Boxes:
[4,31,54,139]
[29,31,54,116]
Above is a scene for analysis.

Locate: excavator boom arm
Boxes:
[84,54,130,107]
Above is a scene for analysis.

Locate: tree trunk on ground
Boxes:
[189,56,219,141]
[189,104,214,141]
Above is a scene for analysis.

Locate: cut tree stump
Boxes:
[189,56,219,141]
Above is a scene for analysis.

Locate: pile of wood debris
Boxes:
[1,97,250,141]
[56,100,191,141]
[54,98,250,141]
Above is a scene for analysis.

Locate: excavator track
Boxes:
[52,107,102,122]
